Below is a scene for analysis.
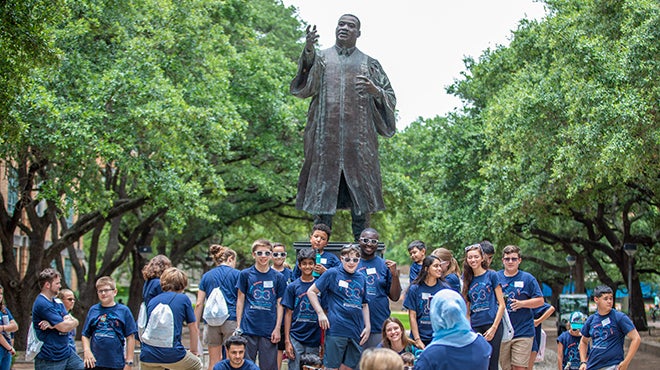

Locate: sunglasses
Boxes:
[464,244,482,252]
[404,366,415,370]
[360,238,379,244]
[66,298,76,302]
[255,251,272,257]
[342,257,360,263]
[302,366,323,370]
[271,252,287,258]
[503,257,519,262]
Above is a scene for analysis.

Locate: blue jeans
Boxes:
[0,348,11,370]
[34,352,84,370]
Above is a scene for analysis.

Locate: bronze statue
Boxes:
[291,14,396,240]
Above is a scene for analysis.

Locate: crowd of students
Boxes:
[18,223,642,370]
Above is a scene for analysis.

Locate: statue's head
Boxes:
[335,14,361,48]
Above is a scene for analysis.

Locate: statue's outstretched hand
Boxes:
[305,25,319,52]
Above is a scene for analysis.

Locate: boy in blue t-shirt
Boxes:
[496,245,544,370]
[81,276,137,369]
[293,224,341,279]
[283,248,322,370]
[307,244,369,370]
[558,312,586,370]
[407,240,426,283]
[578,285,640,370]
[236,239,287,370]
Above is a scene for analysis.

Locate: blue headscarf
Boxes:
[428,289,478,348]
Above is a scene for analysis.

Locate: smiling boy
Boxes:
[213,335,259,370]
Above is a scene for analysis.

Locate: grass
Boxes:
[390,311,411,331]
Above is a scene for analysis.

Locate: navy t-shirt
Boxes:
[557,331,582,369]
[237,266,286,337]
[213,358,260,370]
[580,309,635,369]
[314,266,367,341]
[32,294,73,361]
[293,250,340,279]
[140,291,196,364]
[82,303,138,368]
[281,278,321,346]
[414,335,491,370]
[357,256,393,334]
[142,278,162,307]
[497,270,542,338]
[444,273,461,293]
[199,265,240,321]
[275,267,294,285]
[403,281,449,343]
[409,263,422,283]
[467,269,501,328]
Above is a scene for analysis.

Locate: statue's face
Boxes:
[335,15,360,47]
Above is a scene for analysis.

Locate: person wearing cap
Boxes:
[578,285,640,370]
[557,312,586,370]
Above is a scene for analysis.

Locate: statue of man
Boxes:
[291,14,397,241]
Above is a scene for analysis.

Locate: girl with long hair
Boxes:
[403,255,449,348]
[0,284,18,370]
[462,244,506,370]
[378,317,418,355]
[432,247,462,293]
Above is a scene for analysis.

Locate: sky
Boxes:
[282,0,549,129]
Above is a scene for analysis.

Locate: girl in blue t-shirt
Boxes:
[142,255,172,307]
[0,284,18,370]
[404,255,449,348]
[432,247,462,293]
[462,244,506,370]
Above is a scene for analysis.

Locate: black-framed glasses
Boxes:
[342,257,360,263]
[97,289,114,294]
[360,237,378,244]
[503,257,519,262]
[255,251,272,257]
[464,244,482,252]
[272,252,287,258]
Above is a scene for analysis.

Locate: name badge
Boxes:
[263,281,273,288]
[422,293,431,300]
[602,318,611,327]
[339,280,349,288]
[367,268,377,275]
[514,281,524,288]
[320,258,328,264]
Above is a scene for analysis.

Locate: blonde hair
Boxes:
[95,276,116,290]
[432,247,461,277]
[160,267,188,292]
[251,239,272,252]
[359,348,404,370]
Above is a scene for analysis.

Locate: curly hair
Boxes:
[209,244,236,265]
[142,255,172,280]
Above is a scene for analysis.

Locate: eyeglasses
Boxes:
[464,244,482,252]
[97,289,114,294]
[503,257,519,262]
[271,252,287,258]
[360,238,379,245]
[66,298,76,302]
[342,257,360,263]
[302,366,323,370]
[255,251,272,257]
[404,366,415,370]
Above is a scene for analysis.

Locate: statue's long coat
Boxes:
[291,46,396,215]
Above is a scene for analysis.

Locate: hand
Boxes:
[579,364,587,370]
[38,320,52,330]
[270,327,281,344]
[317,312,330,330]
[483,326,496,341]
[385,260,398,275]
[356,75,379,96]
[617,362,628,370]
[413,338,425,350]
[305,25,319,52]
[313,264,328,275]
[285,342,295,360]
[359,327,370,346]
[509,298,522,311]
[83,351,96,368]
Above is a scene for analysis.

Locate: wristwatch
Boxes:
[126,360,134,366]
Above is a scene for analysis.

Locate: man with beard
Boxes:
[357,228,401,349]
[291,14,397,241]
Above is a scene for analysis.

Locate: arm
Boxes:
[0,319,18,333]
[359,303,370,346]
[270,298,283,343]
[408,310,424,349]
[194,289,206,326]
[386,260,401,301]
[306,284,328,330]
[188,321,201,356]
[235,290,245,332]
[578,336,590,370]
[618,329,641,370]
[124,334,135,369]
[557,341,565,370]
[510,296,544,311]
[484,285,506,342]
[284,309,295,359]
[53,314,79,333]
[0,333,14,356]
[82,335,96,368]
[534,305,555,327]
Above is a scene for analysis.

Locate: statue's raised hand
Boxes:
[305,25,319,52]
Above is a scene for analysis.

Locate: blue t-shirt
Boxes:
[557,331,582,369]
[213,358,260,370]
[409,263,422,283]
[199,265,240,321]
[142,278,163,307]
[275,267,294,285]
[281,278,321,346]
[580,309,635,369]
[357,256,393,334]
[82,303,138,368]
[444,273,461,293]
[314,266,368,341]
[32,294,73,361]
[293,250,341,279]
[414,335,491,370]
[237,266,286,338]
[467,270,501,328]
[497,270,542,338]
[403,281,449,343]
[140,291,196,364]
[1,308,14,355]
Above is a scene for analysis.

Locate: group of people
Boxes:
[17,222,642,370]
